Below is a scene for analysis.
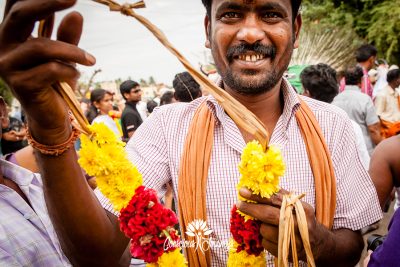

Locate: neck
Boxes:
[224,80,284,140]
[358,62,369,71]
[389,83,397,90]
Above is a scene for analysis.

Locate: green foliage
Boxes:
[301,0,400,65]
[0,78,13,105]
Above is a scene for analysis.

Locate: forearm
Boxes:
[313,225,364,267]
[31,125,129,266]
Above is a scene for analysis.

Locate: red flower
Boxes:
[230,205,264,256]
[119,186,180,263]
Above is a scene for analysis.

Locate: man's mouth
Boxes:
[234,53,266,62]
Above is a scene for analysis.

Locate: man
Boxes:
[173,71,202,102]
[1,105,27,155]
[301,63,370,169]
[119,80,143,141]
[340,44,377,97]
[332,66,382,155]
[375,69,400,138]
[0,1,381,267]
[0,96,71,266]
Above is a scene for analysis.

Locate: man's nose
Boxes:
[236,15,266,44]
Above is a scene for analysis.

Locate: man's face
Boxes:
[125,86,142,102]
[205,0,301,95]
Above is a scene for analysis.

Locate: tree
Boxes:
[148,76,156,85]
[301,0,400,65]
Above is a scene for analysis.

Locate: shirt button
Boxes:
[24,213,33,220]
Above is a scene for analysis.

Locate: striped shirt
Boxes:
[98,79,382,266]
[0,159,71,267]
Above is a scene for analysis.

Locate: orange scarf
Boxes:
[178,99,336,266]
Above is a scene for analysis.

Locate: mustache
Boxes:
[226,43,277,62]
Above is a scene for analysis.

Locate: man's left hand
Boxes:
[237,187,322,261]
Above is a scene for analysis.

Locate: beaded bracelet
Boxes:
[26,125,80,156]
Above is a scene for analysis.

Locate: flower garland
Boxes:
[78,123,187,266]
[227,140,285,266]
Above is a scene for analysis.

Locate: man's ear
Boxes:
[293,14,302,49]
[204,15,211,48]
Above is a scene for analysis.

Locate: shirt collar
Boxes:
[205,75,300,131]
[345,85,361,92]
[0,158,37,189]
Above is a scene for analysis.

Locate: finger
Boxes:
[57,11,83,46]
[260,223,279,244]
[237,201,280,225]
[1,0,77,43]
[262,238,278,257]
[0,37,95,70]
[239,187,289,206]
[6,61,79,94]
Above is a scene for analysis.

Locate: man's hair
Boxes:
[355,44,377,63]
[344,66,364,86]
[387,69,400,83]
[160,91,175,106]
[201,0,302,20]
[120,80,139,100]
[173,72,202,102]
[300,63,338,103]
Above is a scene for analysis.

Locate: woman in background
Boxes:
[86,89,121,138]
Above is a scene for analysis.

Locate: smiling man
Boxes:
[0,0,382,266]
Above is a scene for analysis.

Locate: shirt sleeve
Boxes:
[125,109,171,198]
[374,94,386,118]
[368,209,400,267]
[123,112,142,133]
[331,117,382,230]
[365,98,380,126]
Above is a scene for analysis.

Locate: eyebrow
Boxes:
[216,1,288,15]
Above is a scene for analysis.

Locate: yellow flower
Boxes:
[237,141,285,199]
[146,249,187,267]
[78,123,143,210]
[227,239,266,267]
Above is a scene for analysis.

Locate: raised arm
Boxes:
[0,0,129,266]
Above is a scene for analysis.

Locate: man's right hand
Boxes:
[0,0,95,144]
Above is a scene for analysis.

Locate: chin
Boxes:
[223,71,279,95]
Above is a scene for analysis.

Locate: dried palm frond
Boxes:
[92,0,270,149]
[291,25,362,71]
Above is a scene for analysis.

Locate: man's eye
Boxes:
[263,12,282,19]
[222,12,241,19]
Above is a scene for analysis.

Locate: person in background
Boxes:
[159,91,176,106]
[340,44,377,97]
[364,134,400,267]
[375,69,400,138]
[146,100,158,115]
[0,96,72,266]
[119,80,143,142]
[332,66,382,155]
[1,102,27,155]
[172,71,202,102]
[85,88,121,138]
[301,63,370,169]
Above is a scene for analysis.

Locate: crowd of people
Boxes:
[0,0,400,266]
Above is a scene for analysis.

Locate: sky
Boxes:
[0,0,210,85]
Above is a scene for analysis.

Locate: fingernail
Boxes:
[85,52,96,64]
[239,187,252,198]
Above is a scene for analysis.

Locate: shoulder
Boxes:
[150,96,208,123]
[300,95,351,123]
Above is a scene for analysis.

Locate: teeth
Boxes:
[238,54,264,62]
